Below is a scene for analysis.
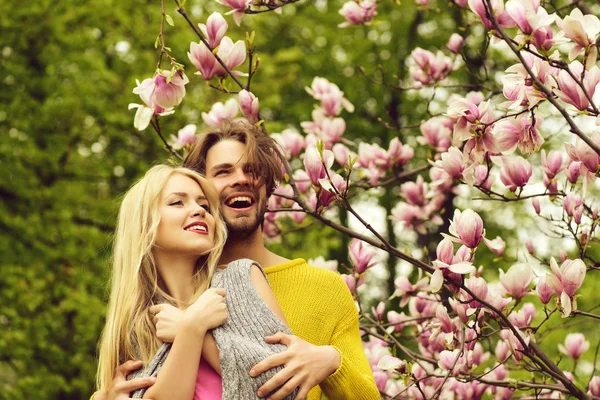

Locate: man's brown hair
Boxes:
[183,119,284,197]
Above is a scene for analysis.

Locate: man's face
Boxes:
[204,139,268,239]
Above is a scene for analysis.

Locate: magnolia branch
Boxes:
[172,0,246,90]
[482,0,600,157]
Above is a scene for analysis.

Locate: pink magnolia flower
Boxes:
[501,54,556,110]
[349,238,376,273]
[541,149,564,179]
[446,98,498,162]
[170,124,197,150]
[133,70,188,110]
[532,197,541,214]
[332,143,354,167]
[438,349,466,375]
[430,146,466,181]
[129,70,188,130]
[401,176,428,206]
[388,137,414,166]
[216,0,252,26]
[305,77,354,116]
[488,236,506,256]
[493,115,544,155]
[474,164,495,191]
[418,117,453,152]
[199,12,228,48]
[565,132,600,175]
[555,62,600,111]
[372,301,385,320]
[410,48,455,85]
[201,98,238,126]
[390,202,429,235]
[341,273,364,293]
[509,302,536,328]
[391,276,429,307]
[447,33,464,53]
[303,145,334,186]
[505,0,554,39]
[567,160,583,184]
[188,37,247,80]
[387,311,410,333]
[526,239,534,255]
[535,276,554,304]
[447,209,482,249]
[238,89,259,122]
[546,257,586,317]
[556,8,600,62]
[292,169,311,193]
[563,192,583,219]
[318,172,348,207]
[499,156,533,192]
[272,129,305,158]
[499,263,533,299]
[319,117,347,146]
[589,376,600,397]
[558,333,590,359]
[338,0,377,28]
[468,0,515,30]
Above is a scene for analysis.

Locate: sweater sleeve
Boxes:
[318,278,380,400]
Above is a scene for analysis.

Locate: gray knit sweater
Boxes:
[130,259,297,399]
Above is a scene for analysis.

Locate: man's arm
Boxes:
[250,276,379,400]
[91,360,156,400]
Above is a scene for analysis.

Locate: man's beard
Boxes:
[223,196,267,244]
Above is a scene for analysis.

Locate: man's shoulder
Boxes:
[267,259,348,290]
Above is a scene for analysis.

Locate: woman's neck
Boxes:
[153,251,197,303]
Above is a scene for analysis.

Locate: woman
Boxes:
[96,165,296,399]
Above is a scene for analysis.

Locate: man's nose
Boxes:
[231,168,251,186]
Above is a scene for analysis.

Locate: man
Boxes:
[96,120,379,400]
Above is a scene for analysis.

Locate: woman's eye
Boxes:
[215,170,228,176]
[169,200,183,206]
[200,204,210,212]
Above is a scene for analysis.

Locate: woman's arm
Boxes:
[151,303,221,376]
[201,333,221,375]
[250,265,289,327]
[143,288,227,400]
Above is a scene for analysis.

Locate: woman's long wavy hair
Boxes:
[96,165,227,392]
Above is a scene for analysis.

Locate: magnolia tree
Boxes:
[128,0,600,398]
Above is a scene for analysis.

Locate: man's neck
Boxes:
[220,228,289,268]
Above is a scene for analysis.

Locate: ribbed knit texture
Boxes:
[210,258,297,399]
[264,259,380,400]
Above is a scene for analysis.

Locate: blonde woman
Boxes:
[96,165,296,400]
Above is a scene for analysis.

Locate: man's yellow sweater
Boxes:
[264,259,379,400]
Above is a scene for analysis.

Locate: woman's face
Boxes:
[154,173,215,257]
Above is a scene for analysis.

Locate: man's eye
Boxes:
[215,170,228,176]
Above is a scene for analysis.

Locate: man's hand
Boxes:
[99,360,156,400]
[249,333,341,400]
[149,303,184,343]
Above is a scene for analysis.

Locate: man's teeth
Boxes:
[186,225,207,232]
[227,196,252,206]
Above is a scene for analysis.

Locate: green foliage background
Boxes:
[1,0,599,398]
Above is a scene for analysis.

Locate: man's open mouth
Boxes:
[225,195,255,209]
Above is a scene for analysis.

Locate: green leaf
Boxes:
[154,35,160,48]
[165,14,174,26]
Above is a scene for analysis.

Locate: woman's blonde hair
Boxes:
[96,165,227,391]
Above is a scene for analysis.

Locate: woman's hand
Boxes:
[149,304,184,343]
[182,288,228,334]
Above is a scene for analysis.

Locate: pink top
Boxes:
[194,357,222,400]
